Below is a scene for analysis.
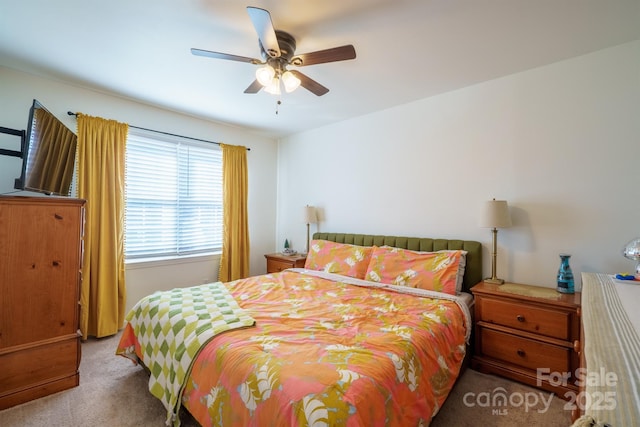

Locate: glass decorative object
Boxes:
[557,254,575,294]
[623,237,640,279]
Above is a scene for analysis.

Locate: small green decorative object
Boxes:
[282,239,296,255]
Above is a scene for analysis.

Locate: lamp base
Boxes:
[484,277,505,285]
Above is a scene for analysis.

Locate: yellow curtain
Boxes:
[218,143,250,282]
[76,114,128,339]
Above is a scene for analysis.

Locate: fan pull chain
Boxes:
[275,99,281,115]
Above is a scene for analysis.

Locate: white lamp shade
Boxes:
[256,65,275,86]
[479,199,512,228]
[282,71,301,93]
[304,205,317,224]
[264,77,281,95]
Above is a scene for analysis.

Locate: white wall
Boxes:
[277,40,640,290]
[0,66,278,313]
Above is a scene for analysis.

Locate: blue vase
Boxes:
[557,254,575,294]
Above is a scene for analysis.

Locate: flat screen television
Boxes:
[14,99,78,196]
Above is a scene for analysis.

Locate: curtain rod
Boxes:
[67,111,250,151]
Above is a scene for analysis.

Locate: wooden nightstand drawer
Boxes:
[265,253,307,274]
[267,259,295,273]
[471,281,581,398]
[478,297,571,340]
[479,327,570,374]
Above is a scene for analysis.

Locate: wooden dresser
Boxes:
[471,281,581,399]
[265,253,307,273]
[0,196,85,409]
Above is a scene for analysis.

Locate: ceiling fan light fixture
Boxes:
[264,77,281,95]
[191,7,356,97]
[282,70,301,93]
[256,65,275,86]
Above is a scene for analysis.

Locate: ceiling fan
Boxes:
[191,6,356,96]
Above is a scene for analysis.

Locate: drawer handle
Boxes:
[516,314,525,322]
[574,340,581,354]
[516,349,526,357]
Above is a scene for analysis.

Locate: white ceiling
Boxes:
[1,0,638,139]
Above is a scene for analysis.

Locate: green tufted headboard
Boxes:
[312,232,483,294]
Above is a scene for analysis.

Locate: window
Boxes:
[125,131,222,259]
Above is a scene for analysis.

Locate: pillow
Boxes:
[364,246,467,295]
[304,240,373,279]
[428,248,467,292]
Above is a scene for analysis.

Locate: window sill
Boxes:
[125,252,221,270]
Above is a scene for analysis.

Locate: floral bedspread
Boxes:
[117,269,469,426]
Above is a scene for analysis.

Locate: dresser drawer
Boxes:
[478,297,571,340]
[479,327,570,374]
[0,337,80,396]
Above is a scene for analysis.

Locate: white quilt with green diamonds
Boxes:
[122,282,256,426]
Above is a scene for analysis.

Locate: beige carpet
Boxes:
[431,367,572,427]
[1,333,573,426]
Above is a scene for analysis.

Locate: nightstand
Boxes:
[471,281,581,399]
[265,253,307,273]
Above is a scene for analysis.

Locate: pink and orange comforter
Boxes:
[117,269,470,426]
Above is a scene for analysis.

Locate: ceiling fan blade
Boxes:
[244,79,263,94]
[191,48,259,64]
[246,7,281,58]
[291,45,356,66]
[289,70,329,96]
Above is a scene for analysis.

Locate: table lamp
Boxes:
[304,205,318,254]
[479,198,512,284]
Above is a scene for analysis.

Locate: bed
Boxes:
[576,272,640,425]
[116,233,482,426]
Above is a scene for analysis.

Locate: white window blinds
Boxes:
[125,132,222,259]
